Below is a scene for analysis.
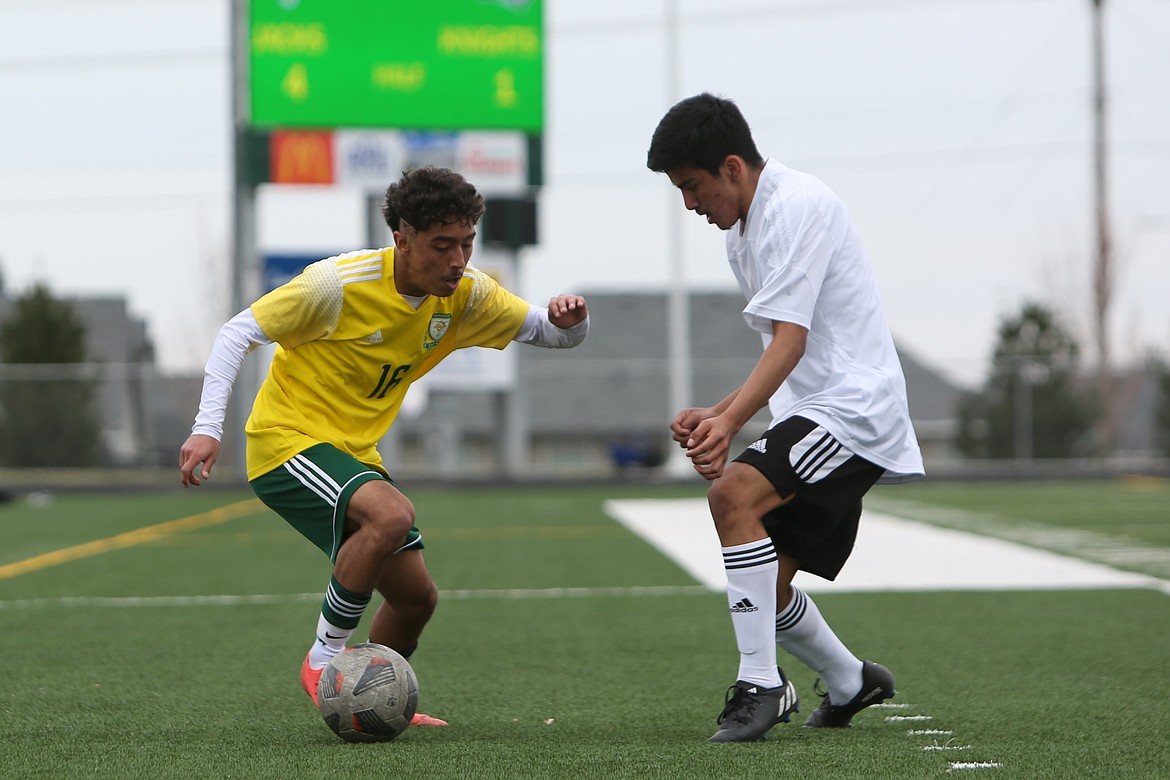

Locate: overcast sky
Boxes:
[1,0,1169,388]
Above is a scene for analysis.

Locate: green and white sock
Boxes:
[307,575,371,669]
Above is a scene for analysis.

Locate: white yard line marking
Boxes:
[873,498,1170,580]
[909,729,953,736]
[949,762,1002,771]
[444,585,711,600]
[886,715,934,722]
[0,585,712,610]
[604,499,1170,594]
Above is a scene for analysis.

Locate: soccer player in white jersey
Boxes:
[647,94,924,742]
[179,167,589,726]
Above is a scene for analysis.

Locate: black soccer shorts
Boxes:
[732,416,885,581]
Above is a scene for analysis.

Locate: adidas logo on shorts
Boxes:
[747,439,767,454]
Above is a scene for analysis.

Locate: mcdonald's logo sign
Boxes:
[270,131,335,184]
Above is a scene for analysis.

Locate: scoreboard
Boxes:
[247,0,543,131]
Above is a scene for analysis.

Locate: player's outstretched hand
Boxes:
[547,294,588,329]
[179,434,220,487]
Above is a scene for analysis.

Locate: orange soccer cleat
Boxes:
[300,653,323,707]
[410,712,448,727]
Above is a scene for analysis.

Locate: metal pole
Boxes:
[664,0,693,475]
[502,247,529,477]
[1090,0,1116,454]
[1091,0,1111,374]
[227,0,256,479]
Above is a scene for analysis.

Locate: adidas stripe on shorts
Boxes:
[250,442,423,563]
[733,416,883,581]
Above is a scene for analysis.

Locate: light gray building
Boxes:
[390,291,962,479]
[0,285,964,477]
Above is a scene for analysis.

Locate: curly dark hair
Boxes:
[380,166,485,232]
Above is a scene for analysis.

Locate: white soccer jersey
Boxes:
[726,160,924,483]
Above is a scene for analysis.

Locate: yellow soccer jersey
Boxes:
[244,248,529,480]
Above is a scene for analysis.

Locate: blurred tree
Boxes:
[0,284,103,466]
[1154,359,1170,457]
[956,302,1098,459]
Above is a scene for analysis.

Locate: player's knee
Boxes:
[392,578,438,625]
[363,501,416,553]
[707,465,781,532]
[707,471,750,523]
[414,580,438,620]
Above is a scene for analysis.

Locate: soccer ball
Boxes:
[318,643,419,743]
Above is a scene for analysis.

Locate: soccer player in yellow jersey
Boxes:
[179,167,589,725]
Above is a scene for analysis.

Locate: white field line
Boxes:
[10,497,1165,609]
[872,497,1170,580]
[604,499,1170,595]
[0,585,712,610]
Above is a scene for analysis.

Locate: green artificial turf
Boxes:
[1,481,1167,778]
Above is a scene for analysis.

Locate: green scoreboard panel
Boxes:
[247,0,543,131]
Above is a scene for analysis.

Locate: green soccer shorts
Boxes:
[250,443,423,562]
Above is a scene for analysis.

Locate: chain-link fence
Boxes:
[0,363,201,470]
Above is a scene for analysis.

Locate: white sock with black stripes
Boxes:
[775,586,863,703]
[722,539,782,688]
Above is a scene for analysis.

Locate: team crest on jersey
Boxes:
[423,313,451,350]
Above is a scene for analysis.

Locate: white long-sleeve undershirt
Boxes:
[190,304,588,441]
[514,304,589,348]
[191,309,270,441]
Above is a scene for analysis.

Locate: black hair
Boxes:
[646,93,763,176]
[381,166,486,232]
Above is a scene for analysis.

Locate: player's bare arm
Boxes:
[686,321,807,480]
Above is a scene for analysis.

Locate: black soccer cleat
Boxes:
[803,660,895,728]
[707,675,800,743]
